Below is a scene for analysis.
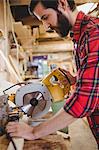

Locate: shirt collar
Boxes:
[73,11,86,42]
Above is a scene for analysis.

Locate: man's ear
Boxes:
[58,0,67,10]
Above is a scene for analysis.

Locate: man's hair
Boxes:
[29,0,76,14]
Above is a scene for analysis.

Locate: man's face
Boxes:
[55,10,72,37]
[33,2,72,37]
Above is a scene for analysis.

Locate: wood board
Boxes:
[0,134,67,150]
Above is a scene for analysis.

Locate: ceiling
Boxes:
[9,0,99,5]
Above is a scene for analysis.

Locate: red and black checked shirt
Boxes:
[64,11,99,118]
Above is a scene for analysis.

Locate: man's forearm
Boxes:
[33,108,77,139]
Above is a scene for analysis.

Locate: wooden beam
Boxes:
[76,0,98,3]
[22,41,74,53]
[9,0,30,5]
[10,0,99,6]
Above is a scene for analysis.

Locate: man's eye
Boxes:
[41,15,48,20]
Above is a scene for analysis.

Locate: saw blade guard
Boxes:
[15,82,52,119]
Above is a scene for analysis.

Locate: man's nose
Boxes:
[42,21,51,31]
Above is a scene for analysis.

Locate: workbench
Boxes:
[0,134,67,150]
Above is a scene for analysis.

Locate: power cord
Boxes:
[6,132,17,150]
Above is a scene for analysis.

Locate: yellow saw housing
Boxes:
[42,68,71,102]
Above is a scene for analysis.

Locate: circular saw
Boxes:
[4,68,71,120]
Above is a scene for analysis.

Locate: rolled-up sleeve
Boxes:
[64,65,99,118]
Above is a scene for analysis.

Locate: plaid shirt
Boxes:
[64,12,99,145]
[64,11,99,145]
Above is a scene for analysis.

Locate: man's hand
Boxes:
[6,109,77,140]
[59,68,76,85]
[6,122,35,140]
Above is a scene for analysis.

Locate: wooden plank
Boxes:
[9,0,30,5]
[9,0,99,5]
[0,134,67,150]
[76,0,98,3]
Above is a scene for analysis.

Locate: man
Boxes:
[6,0,99,148]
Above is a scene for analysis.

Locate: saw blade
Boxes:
[15,82,52,118]
[23,91,47,117]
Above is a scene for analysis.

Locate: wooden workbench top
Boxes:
[0,134,67,150]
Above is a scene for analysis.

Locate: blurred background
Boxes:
[0,0,98,83]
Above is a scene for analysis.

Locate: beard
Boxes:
[53,10,72,37]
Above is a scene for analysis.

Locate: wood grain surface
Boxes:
[0,134,67,150]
